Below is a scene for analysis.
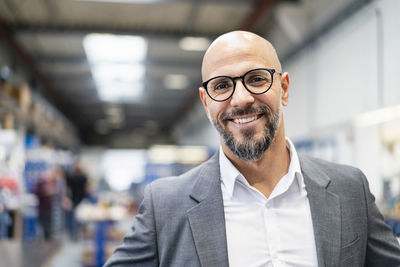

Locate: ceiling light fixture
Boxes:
[163,74,189,90]
[84,34,147,63]
[83,33,147,102]
[179,37,211,52]
[354,104,400,127]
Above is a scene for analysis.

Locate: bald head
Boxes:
[201,31,282,81]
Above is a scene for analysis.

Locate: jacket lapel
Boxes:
[300,155,341,267]
[187,152,229,267]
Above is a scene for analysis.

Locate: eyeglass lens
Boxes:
[207,69,273,101]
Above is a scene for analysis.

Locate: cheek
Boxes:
[207,102,227,120]
[257,89,281,110]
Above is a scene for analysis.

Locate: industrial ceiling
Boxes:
[0,0,365,148]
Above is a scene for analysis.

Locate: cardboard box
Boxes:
[3,113,14,130]
[0,82,14,97]
[15,84,31,111]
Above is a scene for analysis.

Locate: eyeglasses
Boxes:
[202,68,281,102]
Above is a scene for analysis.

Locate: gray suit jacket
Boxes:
[104,152,400,267]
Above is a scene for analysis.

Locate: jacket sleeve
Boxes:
[103,184,159,267]
[361,172,400,266]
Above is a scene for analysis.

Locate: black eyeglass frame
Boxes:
[201,68,282,102]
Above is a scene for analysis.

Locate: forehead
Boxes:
[205,53,268,78]
[202,37,278,80]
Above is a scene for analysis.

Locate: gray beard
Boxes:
[211,105,281,161]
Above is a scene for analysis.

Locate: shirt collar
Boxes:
[219,146,241,198]
[219,137,305,198]
[285,137,305,194]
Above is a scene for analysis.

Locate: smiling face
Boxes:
[199,31,289,161]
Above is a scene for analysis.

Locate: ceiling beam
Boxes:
[240,0,276,31]
[8,22,219,39]
[6,0,299,38]
[34,54,201,69]
[43,0,60,24]
[3,0,22,22]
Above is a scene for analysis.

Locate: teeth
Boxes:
[233,115,258,124]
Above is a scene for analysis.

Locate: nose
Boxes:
[229,80,255,107]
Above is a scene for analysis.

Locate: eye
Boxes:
[250,76,266,83]
[214,82,231,91]
[209,78,233,93]
[247,75,268,86]
[245,69,273,87]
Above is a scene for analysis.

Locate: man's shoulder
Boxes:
[300,154,362,174]
[299,154,366,188]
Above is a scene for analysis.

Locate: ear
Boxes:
[280,72,289,106]
[199,87,209,116]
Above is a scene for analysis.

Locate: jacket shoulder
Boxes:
[301,154,362,174]
[299,154,367,188]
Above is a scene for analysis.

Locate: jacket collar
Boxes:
[299,155,341,267]
[189,151,221,203]
[187,151,229,267]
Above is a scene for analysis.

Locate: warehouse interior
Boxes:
[0,0,400,266]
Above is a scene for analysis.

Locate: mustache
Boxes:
[220,105,272,122]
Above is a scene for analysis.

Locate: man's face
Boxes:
[200,32,289,161]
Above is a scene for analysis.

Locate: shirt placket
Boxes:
[263,199,284,267]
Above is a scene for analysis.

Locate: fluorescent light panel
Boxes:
[354,104,400,127]
[83,33,147,102]
[164,74,189,90]
[92,64,145,83]
[84,34,147,63]
[179,37,211,52]
[98,82,144,101]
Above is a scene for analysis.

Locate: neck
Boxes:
[221,124,290,198]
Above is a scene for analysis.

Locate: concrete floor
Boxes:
[46,240,84,267]
[0,240,61,267]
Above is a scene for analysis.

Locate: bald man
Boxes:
[104,31,400,267]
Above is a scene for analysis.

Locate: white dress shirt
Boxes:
[219,138,318,267]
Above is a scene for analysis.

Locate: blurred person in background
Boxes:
[105,31,400,267]
[65,157,88,240]
[34,170,56,240]
[51,166,71,239]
